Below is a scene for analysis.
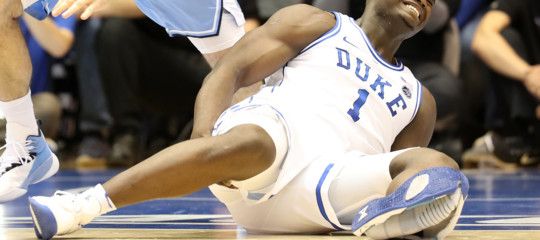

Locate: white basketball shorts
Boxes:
[208,100,416,233]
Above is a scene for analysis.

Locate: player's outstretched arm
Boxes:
[52,0,108,20]
[191,4,336,138]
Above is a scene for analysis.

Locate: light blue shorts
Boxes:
[133,0,245,38]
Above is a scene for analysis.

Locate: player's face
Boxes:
[397,0,434,29]
[369,0,435,35]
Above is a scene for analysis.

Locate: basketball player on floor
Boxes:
[30,1,469,239]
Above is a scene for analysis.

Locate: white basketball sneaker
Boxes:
[29,184,116,240]
[0,126,59,203]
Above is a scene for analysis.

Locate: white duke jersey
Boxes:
[216,12,423,199]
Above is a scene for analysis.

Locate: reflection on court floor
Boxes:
[3,168,540,237]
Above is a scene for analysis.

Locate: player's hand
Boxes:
[190,124,213,140]
[524,65,540,100]
[218,180,238,189]
[52,0,107,20]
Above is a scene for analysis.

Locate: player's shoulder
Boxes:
[268,4,336,33]
[276,4,332,17]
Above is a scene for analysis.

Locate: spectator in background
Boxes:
[465,0,540,168]
[455,0,494,156]
[14,14,77,151]
[73,18,114,168]
[95,17,212,167]
[73,0,261,168]
[312,0,464,164]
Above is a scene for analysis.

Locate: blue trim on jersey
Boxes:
[134,0,224,38]
[247,192,265,200]
[172,0,223,38]
[266,65,287,87]
[231,104,263,113]
[278,66,286,86]
[299,12,343,55]
[316,163,344,231]
[349,18,405,72]
[409,81,423,123]
[266,105,290,170]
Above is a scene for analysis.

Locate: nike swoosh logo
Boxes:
[343,36,358,48]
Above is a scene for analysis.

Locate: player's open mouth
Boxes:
[402,1,423,22]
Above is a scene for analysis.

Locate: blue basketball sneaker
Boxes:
[351,167,469,239]
[0,127,59,203]
[21,0,59,20]
[29,184,116,240]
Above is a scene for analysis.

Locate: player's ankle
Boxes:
[79,184,117,224]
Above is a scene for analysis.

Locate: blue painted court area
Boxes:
[2,169,540,231]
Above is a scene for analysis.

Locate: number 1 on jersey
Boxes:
[348,89,369,122]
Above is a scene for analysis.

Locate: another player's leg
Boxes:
[352,148,468,239]
[0,0,59,203]
[29,124,276,240]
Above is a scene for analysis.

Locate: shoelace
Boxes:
[51,191,88,233]
[0,139,35,175]
[53,191,85,212]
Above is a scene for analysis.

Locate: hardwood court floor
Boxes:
[4,229,540,239]
[3,168,540,239]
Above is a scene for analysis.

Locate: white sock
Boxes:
[0,91,38,141]
[79,184,117,225]
[366,194,459,239]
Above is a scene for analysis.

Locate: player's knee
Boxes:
[220,124,276,180]
[238,125,276,177]
[0,0,23,21]
[422,149,460,170]
[390,148,459,178]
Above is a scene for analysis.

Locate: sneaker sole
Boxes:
[0,154,58,203]
[0,188,28,203]
[351,167,468,236]
[29,197,58,240]
[423,186,466,239]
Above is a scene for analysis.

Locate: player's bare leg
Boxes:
[0,0,32,102]
[0,0,59,203]
[29,124,276,239]
[104,124,275,207]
